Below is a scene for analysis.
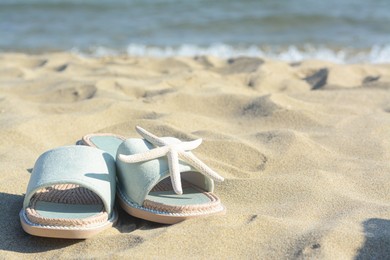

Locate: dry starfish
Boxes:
[118,126,224,195]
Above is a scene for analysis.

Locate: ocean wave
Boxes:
[72,44,390,64]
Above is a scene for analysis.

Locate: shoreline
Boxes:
[2,44,390,64]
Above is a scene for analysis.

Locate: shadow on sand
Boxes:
[0,192,80,253]
[355,218,390,260]
[0,191,164,254]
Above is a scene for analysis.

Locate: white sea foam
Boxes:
[73,44,390,64]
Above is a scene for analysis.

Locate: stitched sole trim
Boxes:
[117,188,225,224]
[81,133,126,148]
[20,209,118,239]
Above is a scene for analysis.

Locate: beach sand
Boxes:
[1,52,390,259]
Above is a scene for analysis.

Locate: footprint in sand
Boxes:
[200,139,267,176]
[26,82,97,103]
[241,95,282,118]
[304,68,328,90]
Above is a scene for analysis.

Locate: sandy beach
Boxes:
[1,52,390,259]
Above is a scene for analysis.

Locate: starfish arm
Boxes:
[127,126,224,196]
[118,145,170,163]
[167,150,183,195]
[179,152,224,182]
[176,138,202,152]
[136,126,167,146]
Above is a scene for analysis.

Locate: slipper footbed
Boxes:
[26,184,109,227]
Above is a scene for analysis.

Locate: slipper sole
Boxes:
[117,190,225,224]
[19,208,118,239]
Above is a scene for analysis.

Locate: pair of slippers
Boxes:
[20,126,225,239]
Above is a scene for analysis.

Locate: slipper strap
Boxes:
[116,138,214,206]
[23,146,116,215]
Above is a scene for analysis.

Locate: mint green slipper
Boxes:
[82,126,225,224]
[20,145,117,239]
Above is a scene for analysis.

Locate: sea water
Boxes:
[1,0,390,63]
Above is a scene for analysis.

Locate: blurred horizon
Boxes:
[1,0,390,63]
